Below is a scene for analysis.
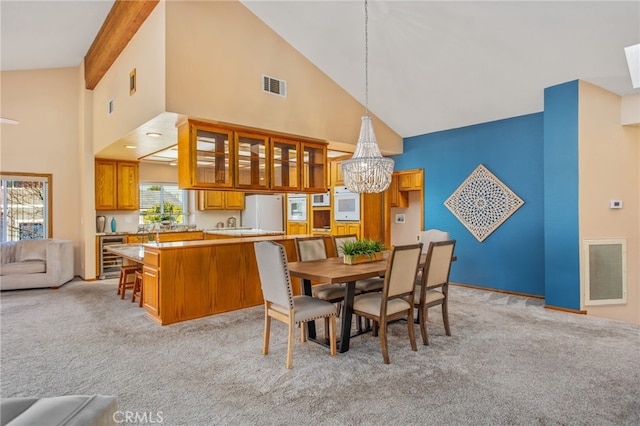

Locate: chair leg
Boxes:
[324,317,330,340]
[262,305,271,355]
[286,316,295,369]
[407,307,417,352]
[329,315,337,356]
[379,319,390,364]
[443,300,451,336]
[300,321,307,342]
[420,306,429,346]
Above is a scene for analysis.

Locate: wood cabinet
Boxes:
[142,249,160,317]
[331,159,345,186]
[198,191,245,210]
[95,159,139,210]
[334,222,361,238]
[388,174,409,208]
[397,169,423,191]
[178,119,328,193]
[287,222,309,235]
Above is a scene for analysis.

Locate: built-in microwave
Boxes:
[311,190,331,207]
[333,186,360,222]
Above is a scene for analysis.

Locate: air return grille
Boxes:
[584,239,627,306]
[263,75,287,97]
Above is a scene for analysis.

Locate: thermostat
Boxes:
[610,200,623,209]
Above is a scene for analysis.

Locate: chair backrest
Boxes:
[417,229,450,253]
[295,236,327,261]
[419,240,456,291]
[254,241,294,310]
[383,243,423,299]
[331,234,358,257]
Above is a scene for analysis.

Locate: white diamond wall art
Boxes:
[444,164,524,242]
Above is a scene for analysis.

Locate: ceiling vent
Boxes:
[263,75,287,97]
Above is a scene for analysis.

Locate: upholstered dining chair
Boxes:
[295,236,353,303]
[417,229,450,253]
[413,240,456,346]
[352,243,423,364]
[254,241,337,369]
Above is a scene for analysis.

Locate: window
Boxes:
[139,184,187,224]
[0,173,52,242]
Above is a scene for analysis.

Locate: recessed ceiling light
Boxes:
[0,117,19,124]
[146,132,162,138]
[125,145,137,149]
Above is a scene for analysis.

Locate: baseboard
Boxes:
[450,282,545,300]
[543,304,587,315]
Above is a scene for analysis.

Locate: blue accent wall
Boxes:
[543,81,580,310]
[397,113,545,296]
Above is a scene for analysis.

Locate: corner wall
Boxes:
[578,81,640,324]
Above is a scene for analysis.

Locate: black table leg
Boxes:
[337,281,356,353]
[302,278,316,339]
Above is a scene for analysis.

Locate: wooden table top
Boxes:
[288,256,389,284]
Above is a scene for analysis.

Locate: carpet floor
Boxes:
[1,279,639,425]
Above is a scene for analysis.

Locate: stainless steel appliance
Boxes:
[287,194,307,222]
[242,194,284,231]
[334,186,360,221]
[311,190,330,207]
[98,234,126,279]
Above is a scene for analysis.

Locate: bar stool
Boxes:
[131,270,143,307]
[117,265,141,300]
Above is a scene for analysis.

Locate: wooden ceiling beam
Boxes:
[84,0,159,90]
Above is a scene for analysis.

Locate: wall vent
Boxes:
[584,238,627,306]
[263,75,287,97]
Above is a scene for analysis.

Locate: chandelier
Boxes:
[342,0,394,193]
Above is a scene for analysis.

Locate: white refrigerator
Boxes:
[241,194,284,231]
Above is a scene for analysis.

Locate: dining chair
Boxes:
[295,236,352,303]
[413,240,456,346]
[352,243,423,364]
[254,241,337,369]
[417,229,450,253]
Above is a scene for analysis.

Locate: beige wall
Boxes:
[579,81,640,324]
[164,0,402,154]
[0,68,83,275]
[92,1,167,155]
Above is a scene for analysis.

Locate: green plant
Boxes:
[340,239,386,256]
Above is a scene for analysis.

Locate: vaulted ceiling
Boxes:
[2,0,638,140]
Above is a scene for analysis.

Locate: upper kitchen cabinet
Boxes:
[198,191,245,210]
[271,138,299,192]
[178,120,234,190]
[397,169,424,191]
[302,142,327,192]
[95,159,139,210]
[178,118,328,193]
[235,131,270,191]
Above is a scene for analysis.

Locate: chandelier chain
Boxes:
[364,0,369,115]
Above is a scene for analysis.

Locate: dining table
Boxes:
[287,254,391,353]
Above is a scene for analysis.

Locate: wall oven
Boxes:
[287,194,307,222]
[333,186,360,221]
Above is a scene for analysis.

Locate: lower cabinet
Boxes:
[334,222,361,238]
[287,222,309,235]
[142,261,159,318]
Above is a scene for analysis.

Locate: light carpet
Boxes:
[1,279,639,425]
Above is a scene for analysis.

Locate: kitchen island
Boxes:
[141,234,334,325]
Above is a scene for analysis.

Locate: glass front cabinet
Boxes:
[178,119,327,193]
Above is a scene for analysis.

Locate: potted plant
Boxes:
[340,239,386,265]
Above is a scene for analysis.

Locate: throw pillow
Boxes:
[17,240,48,262]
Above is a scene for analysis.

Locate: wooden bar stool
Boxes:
[131,270,143,307]
[117,265,141,300]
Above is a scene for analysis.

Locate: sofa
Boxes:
[0,239,74,291]
[1,395,117,426]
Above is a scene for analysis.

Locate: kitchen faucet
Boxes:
[226,216,236,228]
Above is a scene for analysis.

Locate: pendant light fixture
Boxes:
[342,0,394,193]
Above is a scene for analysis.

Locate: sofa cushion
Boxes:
[1,395,118,426]
[1,242,18,265]
[0,261,46,276]
[16,240,48,262]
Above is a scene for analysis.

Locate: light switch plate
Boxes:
[610,200,623,209]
